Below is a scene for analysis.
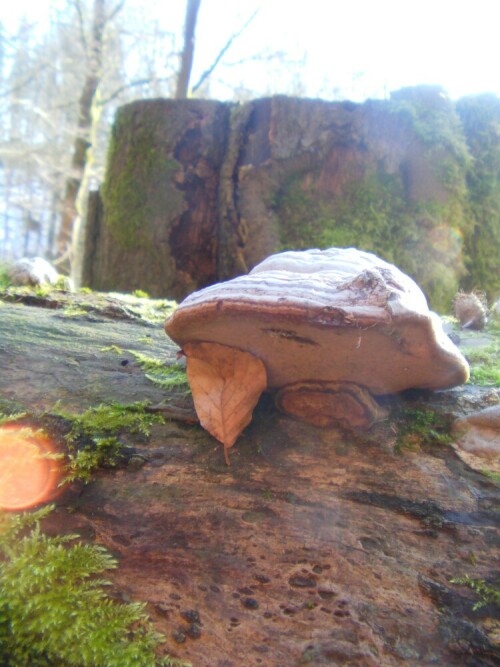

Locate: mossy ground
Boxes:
[461,319,500,388]
[391,407,453,454]
[0,405,189,664]
[55,401,166,482]
[0,263,10,290]
[451,574,500,611]
[465,343,500,387]
[0,279,177,327]
[127,350,190,392]
[0,506,185,667]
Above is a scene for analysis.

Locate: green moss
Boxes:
[469,365,500,387]
[0,506,183,666]
[138,336,154,345]
[101,108,184,251]
[62,305,90,318]
[463,341,500,387]
[0,411,27,425]
[277,170,407,252]
[128,351,190,393]
[488,318,500,335]
[450,574,500,611]
[62,401,164,442]
[133,289,150,298]
[57,402,165,482]
[272,88,475,311]
[392,408,453,454]
[0,276,71,299]
[125,298,177,326]
[391,87,470,176]
[0,398,27,417]
[108,293,177,325]
[100,344,123,354]
[54,275,72,291]
[64,436,125,483]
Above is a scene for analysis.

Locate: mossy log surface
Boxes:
[0,294,499,667]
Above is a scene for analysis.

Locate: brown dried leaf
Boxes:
[183,341,267,464]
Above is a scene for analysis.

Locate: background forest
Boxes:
[0,0,308,263]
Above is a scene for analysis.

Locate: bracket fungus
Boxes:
[165,247,469,464]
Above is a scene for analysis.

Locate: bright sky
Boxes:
[4,0,500,102]
[191,0,500,101]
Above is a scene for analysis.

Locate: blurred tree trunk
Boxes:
[86,91,480,309]
[175,0,201,99]
[57,0,107,268]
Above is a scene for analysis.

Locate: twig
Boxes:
[106,0,126,24]
[191,8,259,94]
[99,77,173,106]
[146,403,198,425]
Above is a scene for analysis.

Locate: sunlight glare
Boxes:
[0,426,62,510]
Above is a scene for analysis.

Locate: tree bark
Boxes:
[175,0,201,99]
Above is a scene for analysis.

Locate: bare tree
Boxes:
[57,0,107,264]
[0,18,71,261]
[0,0,181,268]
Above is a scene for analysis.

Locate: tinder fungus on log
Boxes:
[165,247,470,457]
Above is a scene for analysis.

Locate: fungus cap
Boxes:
[165,248,469,395]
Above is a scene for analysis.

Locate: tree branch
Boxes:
[191,8,259,94]
[0,73,38,99]
[70,0,88,53]
[223,50,288,68]
[0,58,56,99]
[106,0,126,25]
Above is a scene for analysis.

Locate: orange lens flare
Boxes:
[0,426,61,510]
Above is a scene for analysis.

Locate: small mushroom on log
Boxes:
[165,247,470,462]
